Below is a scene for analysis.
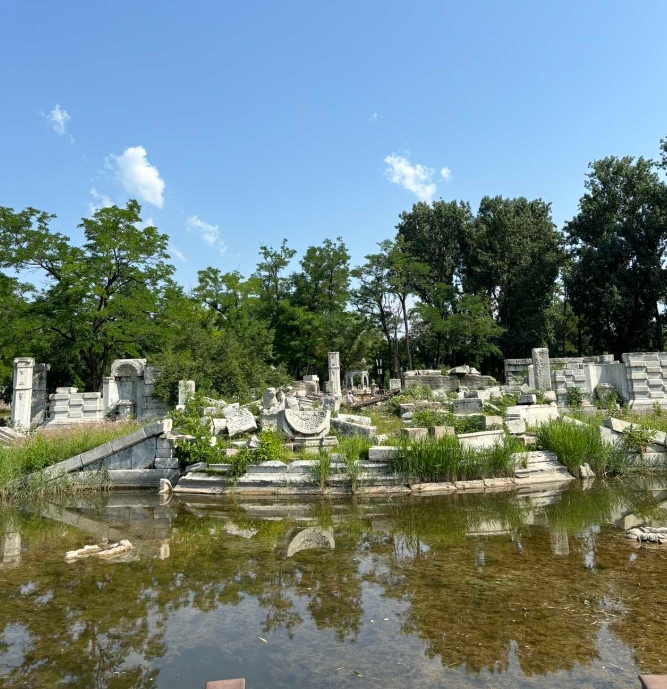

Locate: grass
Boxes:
[0,421,140,498]
[394,434,520,484]
[535,419,627,476]
[361,408,404,437]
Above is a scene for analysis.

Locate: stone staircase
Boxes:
[514,451,574,484]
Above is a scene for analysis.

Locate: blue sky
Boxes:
[1,0,666,288]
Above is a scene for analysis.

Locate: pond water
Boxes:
[1,480,666,689]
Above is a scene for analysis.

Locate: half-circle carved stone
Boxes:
[283,409,330,436]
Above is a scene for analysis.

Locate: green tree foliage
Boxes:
[565,155,667,355]
[0,201,174,390]
[462,196,564,358]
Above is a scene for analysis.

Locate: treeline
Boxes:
[1,136,666,403]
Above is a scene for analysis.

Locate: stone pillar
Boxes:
[102,376,119,414]
[178,380,196,406]
[531,348,552,391]
[31,363,50,426]
[328,352,342,399]
[11,357,35,431]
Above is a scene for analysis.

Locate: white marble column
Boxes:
[531,348,552,391]
[328,352,342,399]
[178,380,196,406]
[11,357,34,431]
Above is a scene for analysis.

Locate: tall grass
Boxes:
[0,421,140,498]
[394,435,520,484]
[535,420,626,476]
[337,435,372,492]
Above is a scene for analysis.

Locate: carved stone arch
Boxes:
[110,359,146,379]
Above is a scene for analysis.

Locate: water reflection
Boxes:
[0,479,665,688]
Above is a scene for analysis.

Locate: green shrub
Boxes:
[452,415,485,434]
[338,435,371,492]
[411,409,450,428]
[170,393,227,466]
[566,387,584,408]
[535,420,626,476]
[622,425,656,457]
[255,430,288,463]
[387,386,433,413]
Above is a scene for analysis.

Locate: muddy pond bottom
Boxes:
[1,479,666,689]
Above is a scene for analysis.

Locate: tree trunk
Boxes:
[656,303,665,351]
[562,291,568,357]
[392,321,400,379]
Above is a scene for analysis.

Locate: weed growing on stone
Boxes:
[255,430,289,463]
[393,435,518,484]
[535,420,626,476]
[310,450,333,490]
[0,422,137,498]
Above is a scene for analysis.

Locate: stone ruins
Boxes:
[504,349,667,408]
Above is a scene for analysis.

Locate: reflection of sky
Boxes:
[2,483,667,688]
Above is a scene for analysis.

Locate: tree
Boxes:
[0,201,174,390]
[461,196,564,359]
[565,156,667,355]
[395,200,474,365]
[351,247,402,377]
[253,240,295,326]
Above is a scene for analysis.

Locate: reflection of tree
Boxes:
[1,482,666,686]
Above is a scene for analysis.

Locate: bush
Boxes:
[566,387,584,408]
[170,393,227,466]
[338,435,372,492]
[411,409,450,428]
[255,430,289,463]
[535,420,626,476]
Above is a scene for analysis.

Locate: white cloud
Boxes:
[88,188,113,215]
[186,214,228,257]
[107,146,165,208]
[384,154,437,202]
[169,245,186,262]
[186,214,218,245]
[135,216,156,230]
[43,104,72,140]
[440,167,452,181]
[369,112,379,123]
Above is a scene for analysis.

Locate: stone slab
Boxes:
[429,425,455,438]
[401,427,428,440]
[154,457,180,469]
[453,398,483,414]
[104,469,179,488]
[457,430,504,450]
[368,446,399,461]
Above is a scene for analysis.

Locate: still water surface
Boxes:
[1,480,666,689]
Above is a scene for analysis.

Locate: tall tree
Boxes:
[565,156,667,355]
[461,196,564,359]
[351,247,402,377]
[253,239,295,327]
[0,201,174,390]
[395,200,473,364]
